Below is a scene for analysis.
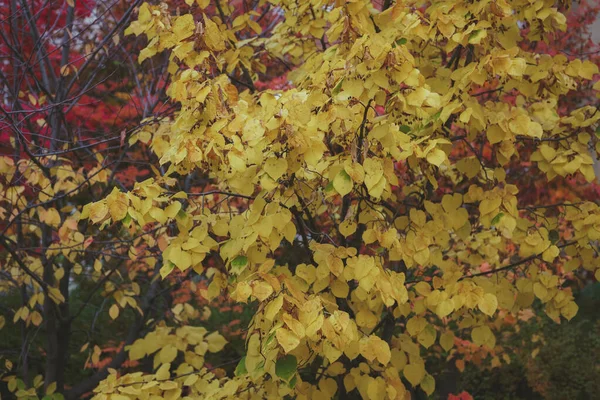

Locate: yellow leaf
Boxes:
[417,374,435,396]
[339,219,357,237]
[406,87,428,107]
[276,328,300,353]
[107,191,128,221]
[363,158,384,194]
[149,207,167,224]
[283,313,306,338]
[264,295,283,320]
[46,382,57,395]
[436,300,454,318]
[203,15,226,51]
[234,281,252,302]
[252,281,273,301]
[471,325,495,347]
[159,344,177,364]
[478,293,498,316]
[323,341,342,363]
[439,332,454,351]
[155,363,170,380]
[367,377,386,400]
[167,245,192,271]
[406,316,427,336]
[561,301,578,321]
[206,331,228,352]
[359,335,391,365]
[487,125,506,144]
[173,14,195,41]
[89,202,108,223]
[264,158,288,181]
[31,311,42,327]
[507,58,526,77]
[326,254,344,277]
[403,362,425,386]
[247,19,262,35]
[579,60,598,79]
[48,287,65,304]
[165,202,182,219]
[417,325,436,349]
[109,304,119,320]
[426,148,446,167]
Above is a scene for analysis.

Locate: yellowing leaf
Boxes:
[333,170,353,197]
[420,374,435,396]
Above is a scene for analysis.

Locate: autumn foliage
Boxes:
[2,0,600,399]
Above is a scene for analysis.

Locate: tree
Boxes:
[2,0,600,399]
[0,0,175,398]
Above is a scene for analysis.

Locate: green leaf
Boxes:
[231,255,248,270]
[235,356,247,376]
[491,212,504,226]
[265,331,277,347]
[548,229,559,244]
[275,354,297,381]
[288,375,298,389]
[333,170,353,197]
[122,213,132,226]
[256,360,265,373]
[399,125,411,133]
[396,38,407,45]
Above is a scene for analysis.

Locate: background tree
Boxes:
[1,0,600,399]
[0,0,178,397]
